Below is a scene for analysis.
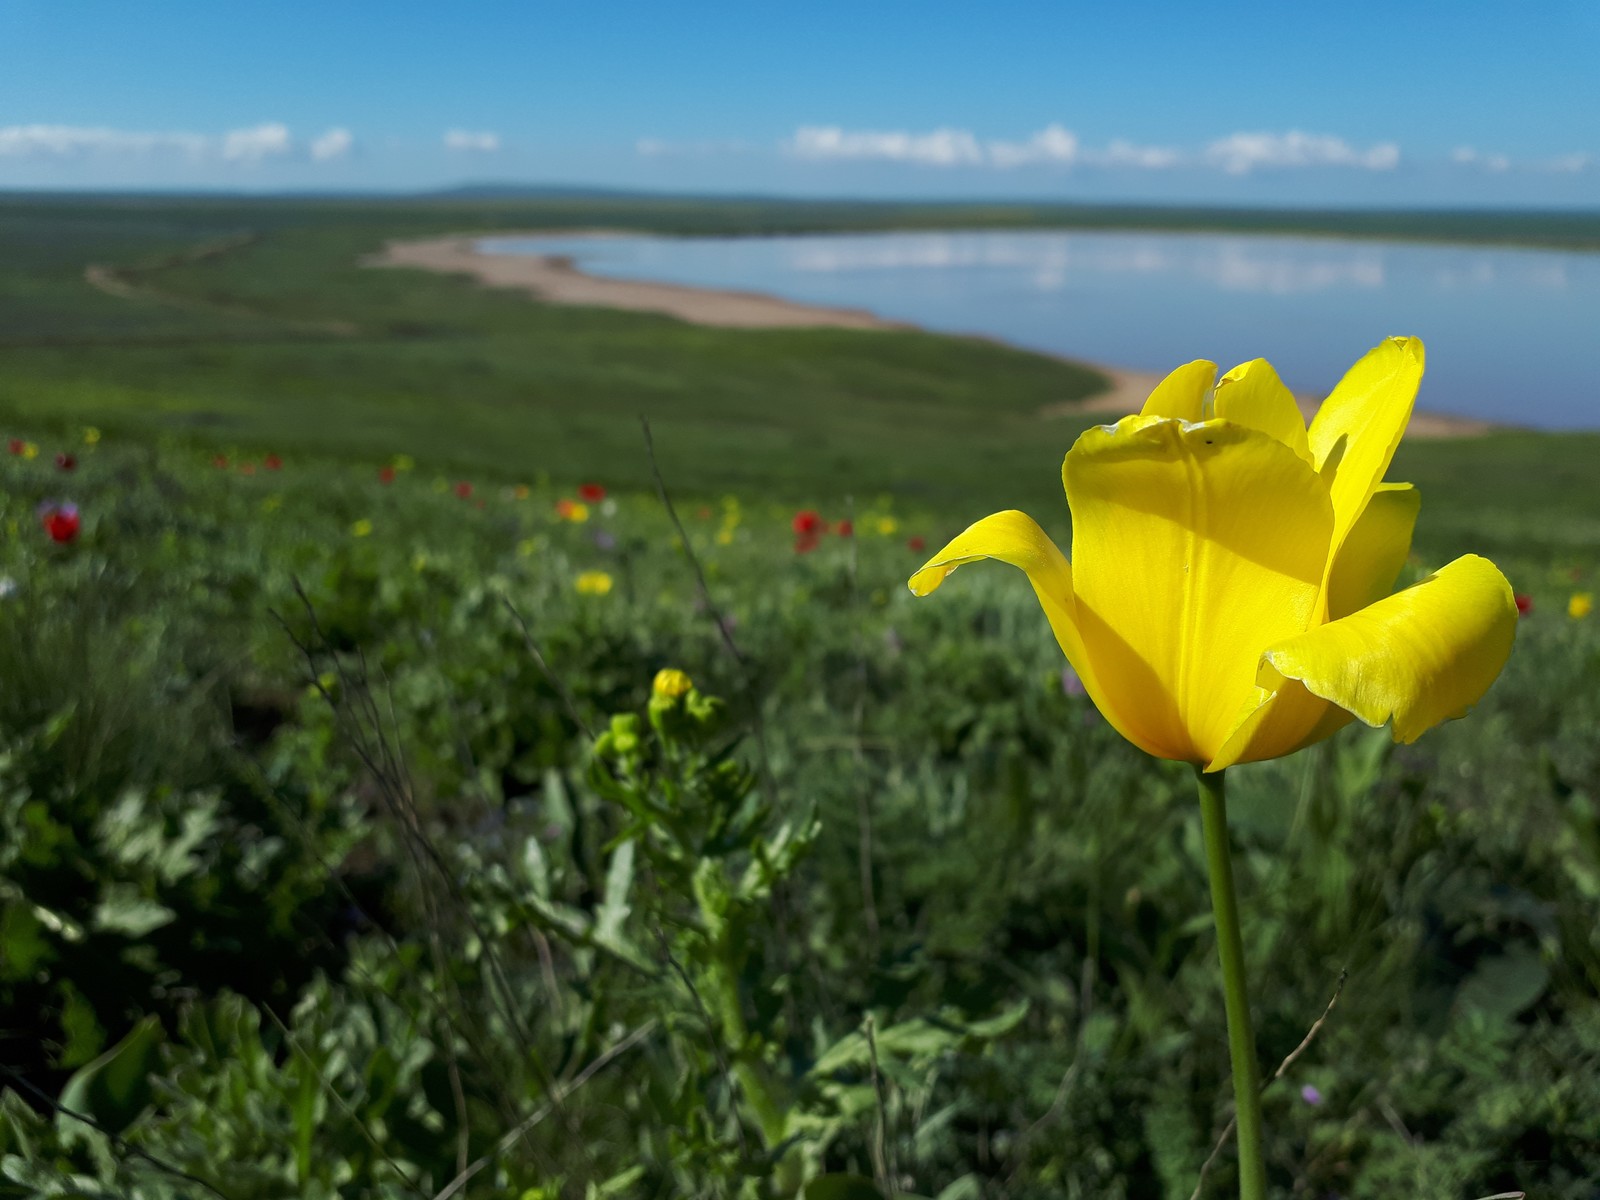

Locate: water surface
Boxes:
[481,229,1600,428]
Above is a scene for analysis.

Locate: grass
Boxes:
[2,192,1600,1197]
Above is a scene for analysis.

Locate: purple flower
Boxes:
[1300,1084,1323,1106]
[1061,664,1087,697]
[593,529,617,551]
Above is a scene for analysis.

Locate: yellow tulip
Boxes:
[1571,592,1594,620]
[910,337,1516,772]
[351,518,373,537]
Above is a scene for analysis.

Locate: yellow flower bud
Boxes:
[652,668,694,701]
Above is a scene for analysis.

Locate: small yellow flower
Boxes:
[21,442,38,460]
[351,518,373,537]
[652,668,694,700]
[556,499,590,523]
[715,528,734,546]
[83,426,101,446]
[1570,592,1593,620]
[393,454,415,472]
[575,570,614,596]
[875,515,899,537]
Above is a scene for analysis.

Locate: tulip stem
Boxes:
[1196,767,1267,1200]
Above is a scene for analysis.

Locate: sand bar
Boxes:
[372,234,1498,438]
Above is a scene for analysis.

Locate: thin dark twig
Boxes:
[275,587,563,1121]
[260,1005,432,1198]
[844,495,881,952]
[864,1013,897,1197]
[640,416,745,666]
[0,1063,235,1200]
[430,1021,657,1200]
[654,928,749,1158]
[501,594,595,740]
[1004,956,1095,1185]
[1190,969,1348,1200]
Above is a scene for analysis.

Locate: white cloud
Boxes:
[1452,146,1511,172]
[0,124,209,158]
[988,123,1078,168]
[784,124,1406,174]
[444,129,501,153]
[0,121,330,166]
[310,127,354,162]
[221,122,291,163]
[1545,151,1593,173]
[1204,130,1400,174]
[1088,139,1182,169]
[788,125,986,166]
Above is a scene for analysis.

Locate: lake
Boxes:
[481,229,1600,429]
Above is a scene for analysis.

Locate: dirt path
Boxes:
[374,233,1500,439]
[83,234,357,336]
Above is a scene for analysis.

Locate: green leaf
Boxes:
[1455,942,1550,1022]
[56,1015,163,1138]
[963,997,1029,1040]
[935,1177,982,1200]
[90,884,176,938]
[595,839,635,945]
[804,1175,886,1200]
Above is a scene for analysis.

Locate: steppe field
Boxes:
[3,192,1600,1198]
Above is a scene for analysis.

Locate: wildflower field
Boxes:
[3,195,1600,1198]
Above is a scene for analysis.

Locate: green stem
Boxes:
[1196,767,1267,1200]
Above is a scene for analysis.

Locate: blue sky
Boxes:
[3,0,1597,206]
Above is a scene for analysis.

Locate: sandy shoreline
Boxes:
[371,233,1498,439]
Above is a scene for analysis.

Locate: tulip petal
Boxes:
[1139,360,1216,422]
[1214,359,1312,464]
[1207,680,1352,772]
[1256,554,1516,745]
[1063,415,1334,763]
[908,509,1102,692]
[1308,336,1425,563]
[1325,483,1419,621]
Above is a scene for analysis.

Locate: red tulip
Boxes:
[378,465,397,485]
[1515,593,1533,617]
[907,536,926,553]
[264,454,283,471]
[578,482,606,503]
[7,439,23,456]
[836,519,854,537]
[455,481,473,499]
[41,504,80,543]
[792,509,823,536]
[55,452,76,471]
[213,454,229,469]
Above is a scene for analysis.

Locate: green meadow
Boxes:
[2,193,1599,1198]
